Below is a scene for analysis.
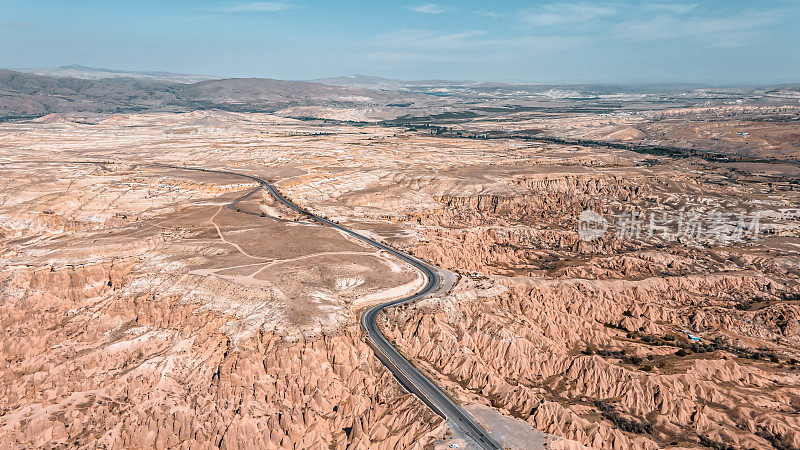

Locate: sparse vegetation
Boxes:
[698,435,736,450]
[594,401,652,435]
[622,355,643,365]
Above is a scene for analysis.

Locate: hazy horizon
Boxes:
[7,64,800,88]
[2,0,799,84]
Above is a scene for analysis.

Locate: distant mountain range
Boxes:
[1,66,798,122]
[0,69,421,121]
[10,65,222,84]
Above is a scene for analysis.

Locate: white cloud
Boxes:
[363,34,588,67]
[370,28,587,64]
[410,3,447,14]
[613,9,784,46]
[6,21,32,27]
[489,35,589,52]
[375,29,486,49]
[517,2,789,50]
[645,3,697,14]
[522,2,617,27]
[473,9,501,19]
[220,2,292,12]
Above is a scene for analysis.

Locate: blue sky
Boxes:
[1,1,798,83]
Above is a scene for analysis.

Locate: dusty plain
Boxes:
[1,92,800,449]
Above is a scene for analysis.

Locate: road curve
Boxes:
[169,164,502,450]
[14,161,501,449]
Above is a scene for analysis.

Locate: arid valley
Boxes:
[1,69,800,449]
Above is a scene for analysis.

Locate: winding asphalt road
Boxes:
[170,164,502,449]
[14,161,500,448]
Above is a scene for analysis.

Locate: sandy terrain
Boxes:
[1,107,799,448]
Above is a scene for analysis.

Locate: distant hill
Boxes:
[10,65,221,84]
[3,68,792,122]
[179,77,393,104]
[0,69,183,119]
[311,75,473,91]
[0,70,419,120]
[311,75,410,90]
